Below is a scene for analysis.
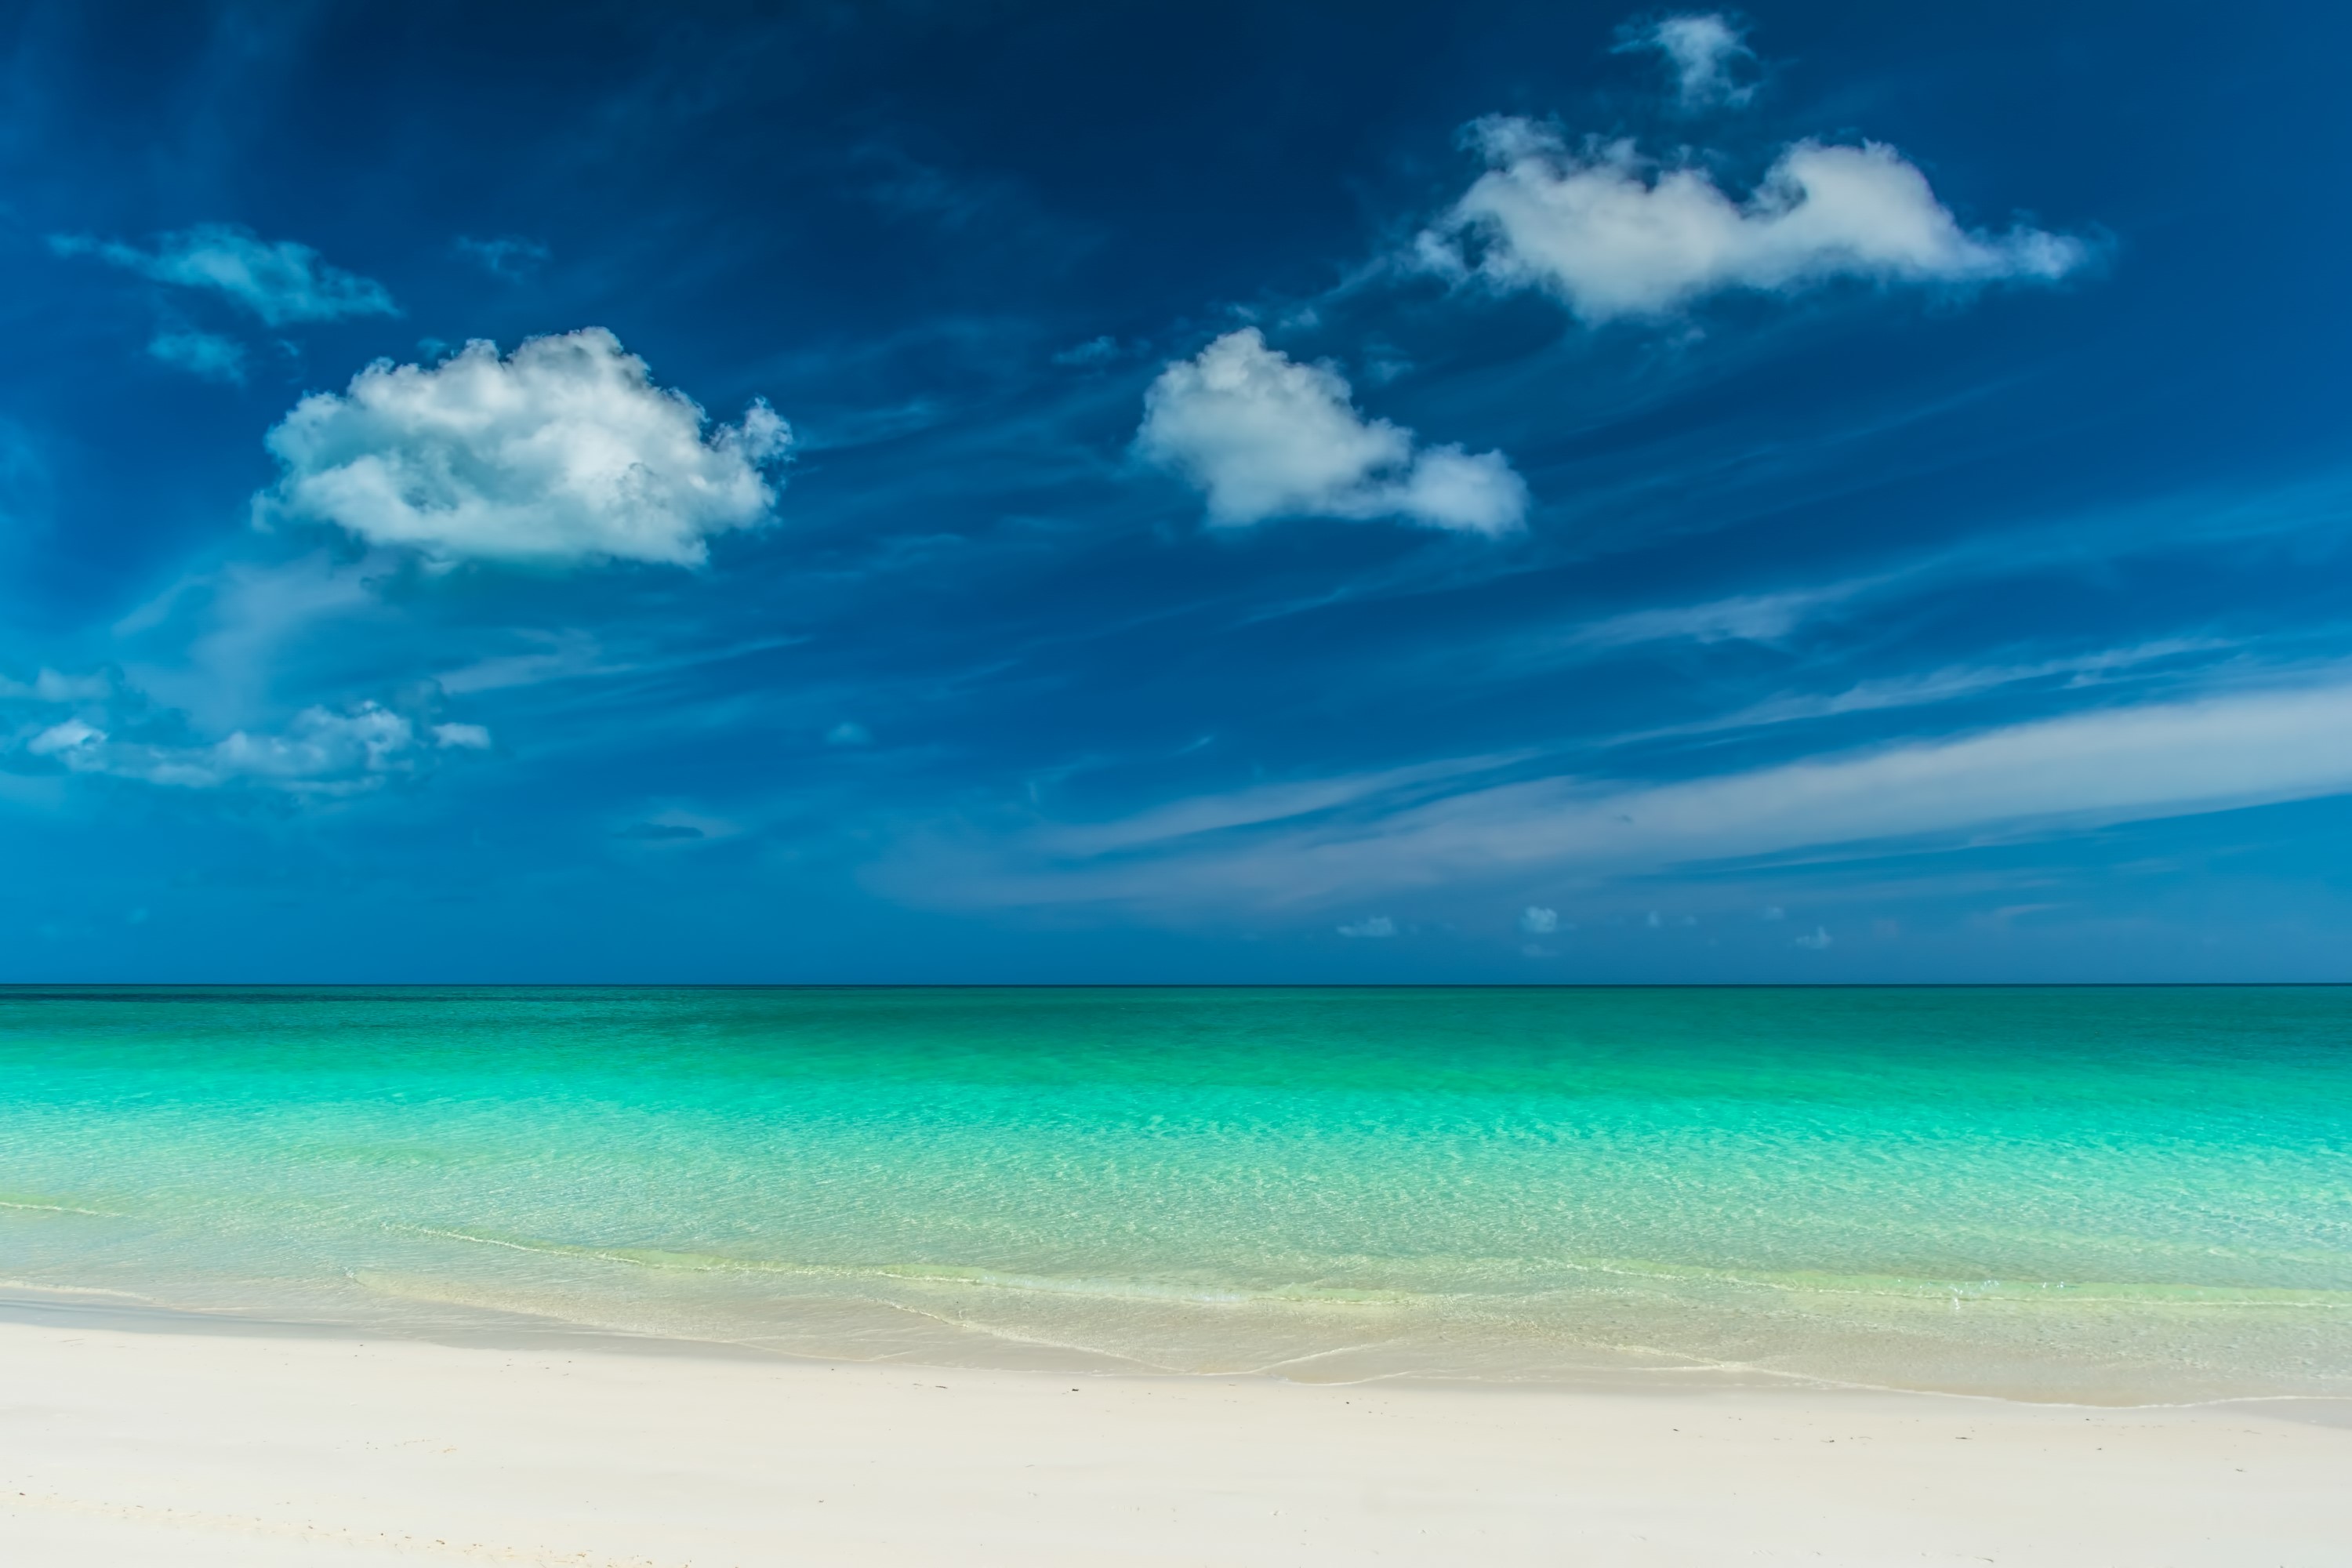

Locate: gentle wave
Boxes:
[0,1196,119,1218]
[404,1226,1410,1305]
[398,1225,2352,1316]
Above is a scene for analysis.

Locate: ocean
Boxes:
[2,985,2346,1402]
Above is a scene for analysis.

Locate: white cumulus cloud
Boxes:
[1337,915,1399,938]
[1422,121,2085,322]
[1519,905,1559,934]
[257,328,793,567]
[1617,13,1757,110]
[53,223,397,325]
[1136,328,1526,535]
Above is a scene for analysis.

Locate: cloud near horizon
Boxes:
[1422,120,2085,321]
[1136,328,1527,535]
[877,676,2352,915]
[51,223,397,326]
[256,328,793,568]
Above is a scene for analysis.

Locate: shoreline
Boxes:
[6,1283,2347,1412]
[3,1306,2348,1565]
[13,1282,2350,1413]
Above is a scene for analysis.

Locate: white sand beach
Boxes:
[2,1314,2346,1566]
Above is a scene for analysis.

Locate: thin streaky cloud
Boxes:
[884,676,2352,914]
[454,235,551,279]
[146,328,247,383]
[1606,637,2243,746]
[51,223,397,325]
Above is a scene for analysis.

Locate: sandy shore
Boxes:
[1,1313,2347,1566]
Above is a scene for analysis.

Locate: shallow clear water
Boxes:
[2,985,2348,1400]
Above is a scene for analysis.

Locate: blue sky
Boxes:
[2,0,2347,982]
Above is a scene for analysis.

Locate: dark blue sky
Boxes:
[2,0,2347,982]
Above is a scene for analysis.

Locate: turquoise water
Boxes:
[2,985,2348,1400]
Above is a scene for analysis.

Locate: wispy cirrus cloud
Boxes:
[1571,580,1876,648]
[1616,13,1759,111]
[453,235,550,280]
[1382,466,2352,692]
[7,569,490,799]
[0,668,111,703]
[114,552,387,733]
[1617,638,2240,744]
[145,328,248,383]
[878,676,2352,916]
[434,630,612,695]
[1036,752,1530,859]
[51,223,397,325]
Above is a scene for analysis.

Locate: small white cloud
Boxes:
[19,702,464,794]
[1424,123,2085,322]
[147,329,247,384]
[1139,330,1406,524]
[1617,13,1756,110]
[1519,905,1559,934]
[453,236,550,280]
[1337,915,1398,938]
[1794,925,1833,949]
[1136,328,1526,535]
[1387,445,1529,535]
[827,720,874,746]
[1762,905,1786,921]
[257,328,792,568]
[430,722,492,750]
[205,706,416,783]
[53,223,397,325]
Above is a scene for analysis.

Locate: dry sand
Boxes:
[1,1312,2347,1566]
